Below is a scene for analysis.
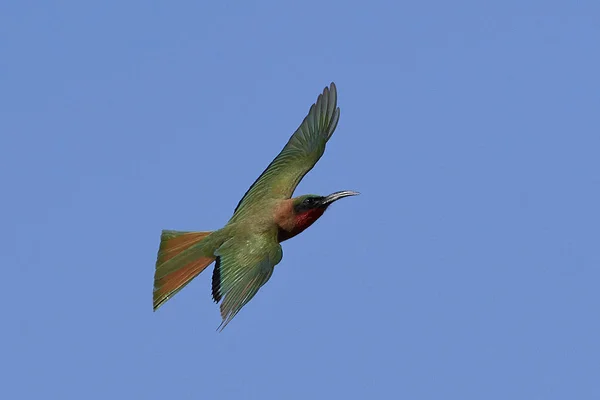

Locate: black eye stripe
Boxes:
[295,196,325,213]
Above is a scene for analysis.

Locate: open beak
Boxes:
[322,190,360,206]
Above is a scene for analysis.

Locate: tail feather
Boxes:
[153,230,215,310]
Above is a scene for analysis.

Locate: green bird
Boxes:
[153,82,358,330]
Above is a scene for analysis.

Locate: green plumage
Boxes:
[153,83,356,330]
[212,232,283,330]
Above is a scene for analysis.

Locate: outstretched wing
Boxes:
[230,82,340,222]
[211,232,283,330]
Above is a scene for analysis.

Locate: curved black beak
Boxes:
[322,190,360,206]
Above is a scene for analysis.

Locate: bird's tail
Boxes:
[153,230,216,310]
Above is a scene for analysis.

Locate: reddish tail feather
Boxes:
[153,230,215,310]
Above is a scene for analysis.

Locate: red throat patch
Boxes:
[278,207,326,242]
[276,200,328,242]
[294,207,326,232]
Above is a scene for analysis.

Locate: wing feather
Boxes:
[231,83,340,221]
[212,233,283,330]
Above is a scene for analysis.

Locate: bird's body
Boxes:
[153,83,358,330]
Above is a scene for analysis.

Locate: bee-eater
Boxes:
[153,82,358,330]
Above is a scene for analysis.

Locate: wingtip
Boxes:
[216,306,236,332]
[323,82,336,97]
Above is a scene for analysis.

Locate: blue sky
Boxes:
[2,1,599,398]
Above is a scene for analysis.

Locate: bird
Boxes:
[152,82,358,330]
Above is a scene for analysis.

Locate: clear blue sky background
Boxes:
[2,1,599,399]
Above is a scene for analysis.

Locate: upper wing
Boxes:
[211,232,283,330]
[230,82,340,222]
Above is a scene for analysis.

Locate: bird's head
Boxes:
[276,190,359,242]
[292,190,360,214]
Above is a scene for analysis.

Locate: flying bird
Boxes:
[153,82,358,330]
